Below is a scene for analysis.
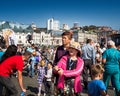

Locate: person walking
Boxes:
[44,62,53,96]
[28,51,36,78]
[37,59,46,96]
[102,40,120,96]
[81,39,96,89]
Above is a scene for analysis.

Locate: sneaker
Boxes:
[113,87,115,90]
[43,93,46,96]
[38,93,40,96]
[16,75,18,78]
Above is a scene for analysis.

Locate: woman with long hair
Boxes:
[0,45,17,63]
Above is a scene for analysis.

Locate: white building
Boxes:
[15,32,28,45]
[63,24,70,30]
[53,20,60,30]
[40,32,51,45]
[32,32,41,44]
[34,31,62,46]
[47,18,60,31]
[73,30,97,43]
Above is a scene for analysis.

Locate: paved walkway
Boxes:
[11,70,114,96]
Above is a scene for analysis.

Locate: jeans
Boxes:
[28,62,35,77]
[0,76,18,96]
[45,81,52,96]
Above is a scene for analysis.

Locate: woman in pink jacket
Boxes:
[54,41,84,96]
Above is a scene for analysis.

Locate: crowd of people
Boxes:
[0,29,120,96]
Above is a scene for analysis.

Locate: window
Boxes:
[19,36,21,39]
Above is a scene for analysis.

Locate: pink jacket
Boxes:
[57,55,84,93]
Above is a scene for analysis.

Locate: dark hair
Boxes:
[48,61,52,65]
[61,31,73,40]
[47,61,53,67]
[0,35,6,49]
[86,39,92,44]
[0,45,17,63]
[77,51,81,57]
[23,51,32,56]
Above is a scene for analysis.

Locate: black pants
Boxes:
[0,75,18,96]
[0,83,2,95]
[82,59,93,89]
[45,81,52,96]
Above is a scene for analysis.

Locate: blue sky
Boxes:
[0,0,120,30]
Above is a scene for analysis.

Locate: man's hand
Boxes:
[18,70,26,93]
[22,88,26,92]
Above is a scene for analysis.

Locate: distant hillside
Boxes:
[0,21,34,32]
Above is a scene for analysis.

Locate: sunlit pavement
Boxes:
[11,70,114,96]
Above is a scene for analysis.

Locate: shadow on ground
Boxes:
[27,86,38,94]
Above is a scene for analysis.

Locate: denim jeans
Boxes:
[28,62,35,77]
[0,76,18,96]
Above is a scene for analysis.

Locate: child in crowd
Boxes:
[95,43,102,64]
[44,62,53,96]
[28,51,36,78]
[88,64,109,96]
[54,41,83,96]
[37,59,46,96]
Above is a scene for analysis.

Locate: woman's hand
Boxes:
[53,66,58,71]
[58,68,63,75]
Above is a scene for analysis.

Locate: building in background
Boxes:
[63,24,70,30]
[31,23,37,30]
[73,22,79,28]
[16,32,27,46]
[0,21,34,33]
[0,20,118,47]
[47,18,60,31]
[73,29,97,44]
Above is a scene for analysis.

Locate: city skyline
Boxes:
[0,0,120,30]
